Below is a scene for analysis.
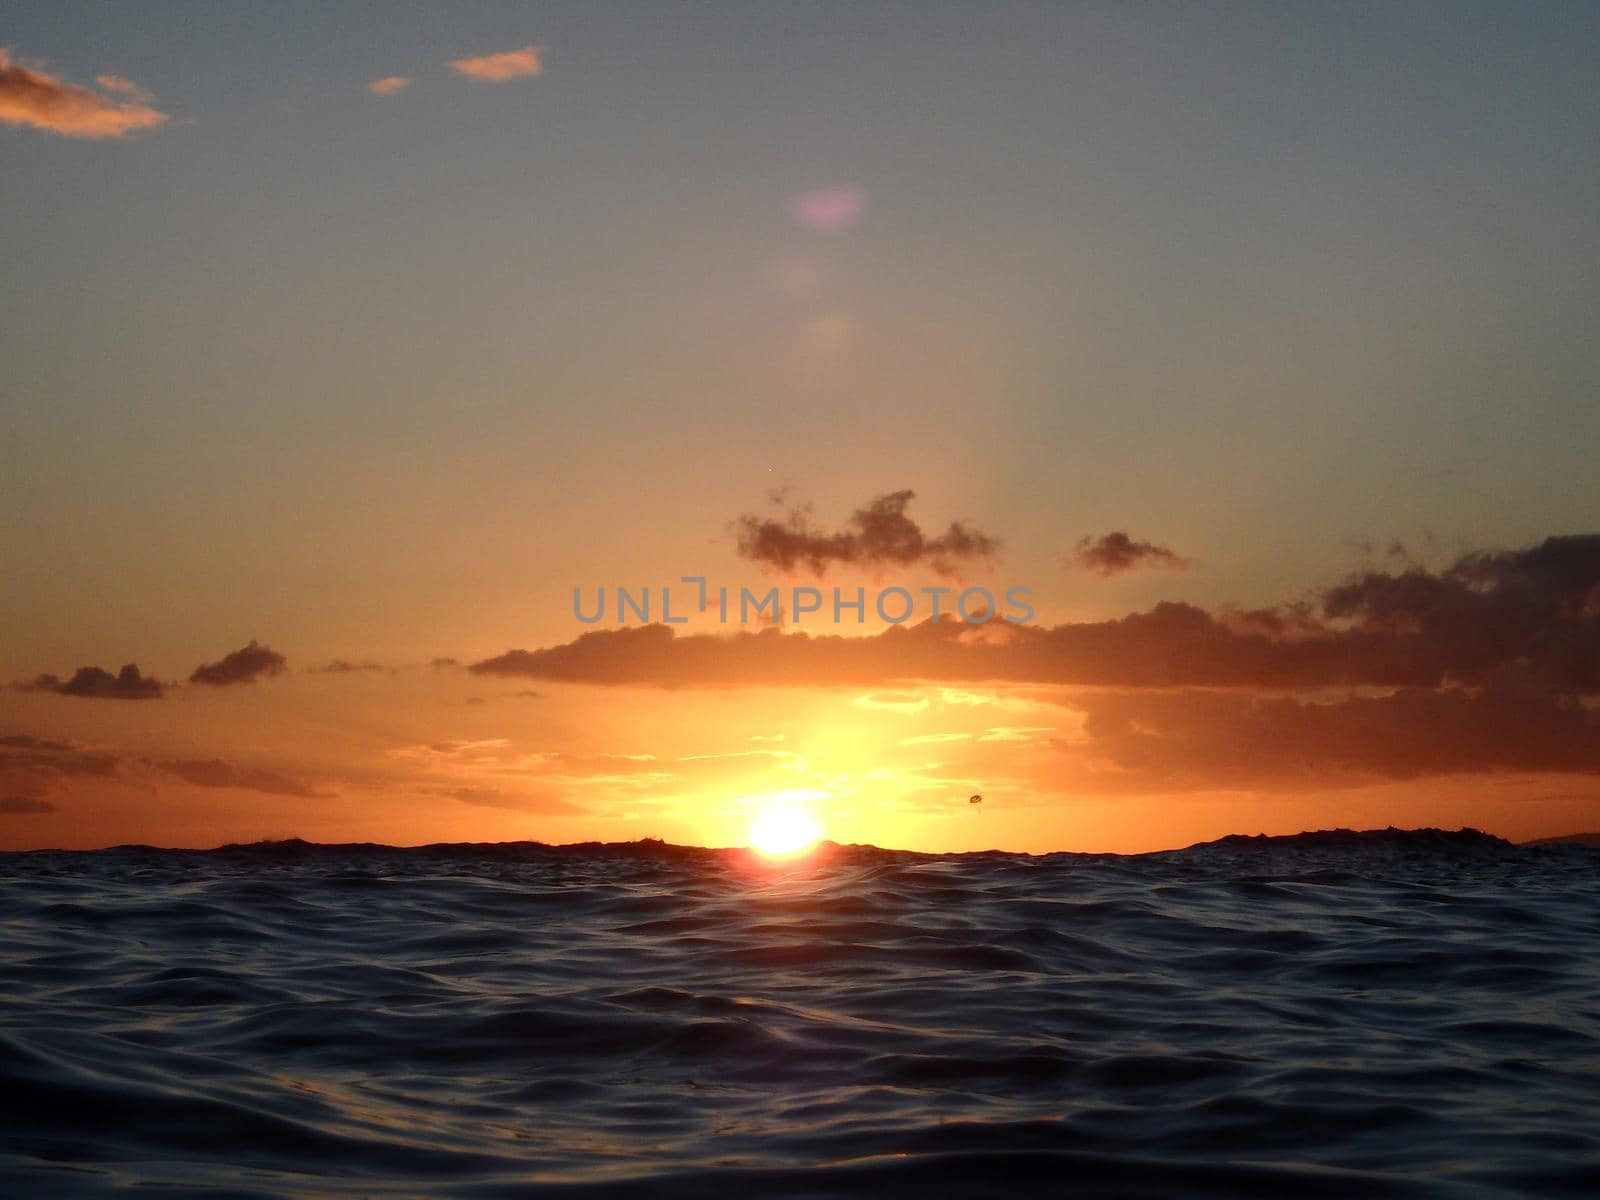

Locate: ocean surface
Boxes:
[2,829,1598,1198]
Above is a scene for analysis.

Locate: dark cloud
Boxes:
[1215,603,1325,640]
[1323,534,1600,693]
[471,534,1600,697]
[735,490,1000,576]
[1060,687,1600,791]
[156,758,332,798]
[467,607,1427,690]
[20,664,165,700]
[0,796,56,815]
[1072,532,1190,577]
[189,641,287,687]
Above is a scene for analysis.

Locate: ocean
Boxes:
[2,829,1597,1198]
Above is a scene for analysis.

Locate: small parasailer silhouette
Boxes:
[969,794,982,804]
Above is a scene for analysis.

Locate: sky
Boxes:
[3,2,1599,853]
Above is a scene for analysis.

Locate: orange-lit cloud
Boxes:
[367,76,412,96]
[0,49,169,139]
[854,690,931,714]
[736,490,1000,576]
[94,73,152,102]
[1072,531,1190,577]
[189,640,287,687]
[447,46,543,83]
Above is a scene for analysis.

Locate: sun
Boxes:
[748,807,822,859]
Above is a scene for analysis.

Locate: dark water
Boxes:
[3,830,1599,1198]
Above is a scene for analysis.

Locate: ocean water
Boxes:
[2,829,1598,1198]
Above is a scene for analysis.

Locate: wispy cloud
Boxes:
[0,49,168,139]
[0,796,55,815]
[156,758,332,798]
[448,46,543,83]
[313,659,387,674]
[426,784,582,815]
[1,735,119,811]
[367,76,412,97]
[94,73,152,102]
[853,690,931,714]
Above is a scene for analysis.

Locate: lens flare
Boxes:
[748,808,822,859]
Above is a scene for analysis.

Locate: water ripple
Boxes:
[2,829,1598,1196]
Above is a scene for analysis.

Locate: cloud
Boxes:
[448,46,543,83]
[94,74,152,102]
[0,49,169,139]
[735,490,1000,576]
[1321,533,1600,693]
[901,732,973,746]
[1,735,119,804]
[1059,687,1600,791]
[156,758,332,798]
[465,608,1407,690]
[313,659,386,674]
[21,664,165,700]
[427,785,582,815]
[189,641,287,687]
[1072,532,1190,577]
[853,690,931,714]
[471,533,1600,696]
[367,76,413,96]
[0,735,71,751]
[2,735,340,811]
[0,796,55,815]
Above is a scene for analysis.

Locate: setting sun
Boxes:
[748,808,822,859]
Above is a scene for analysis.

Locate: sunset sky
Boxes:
[4,2,1599,852]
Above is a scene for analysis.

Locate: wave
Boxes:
[2,827,1597,1196]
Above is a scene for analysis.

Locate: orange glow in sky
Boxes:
[3,9,1600,855]
[748,807,823,859]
